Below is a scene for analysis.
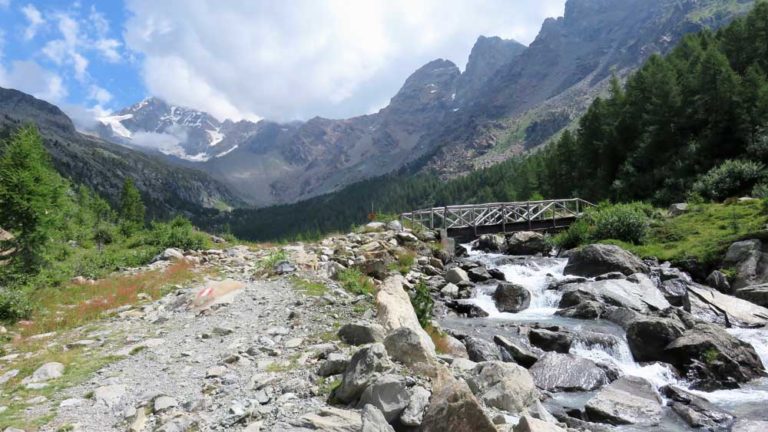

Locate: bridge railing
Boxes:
[400,198,594,231]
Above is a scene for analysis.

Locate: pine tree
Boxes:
[119,178,146,234]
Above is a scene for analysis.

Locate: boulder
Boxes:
[22,362,64,386]
[386,220,403,232]
[466,361,539,413]
[688,283,768,327]
[357,375,409,423]
[564,244,649,277]
[440,283,459,299]
[93,384,127,408]
[154,248,184,262]
[528,329,572,353]
[514,415,567,432]
[626,316,686,362]
[493,283,531,313]
[376,275,436,356]
[555,301,603,320]
[274,260,297,275]
[464,337,502,362]
[658,278,690,309]
[337,322,386,345]
[383,327,435,369]
[585,376,662,426]
[333,343,392,404]
[663,323,765,388]
[400,386,430,426]
[437,333,470,359]
[529,352,609,392]
[318,353,350,377]
[705,270,731,293]
[559,274,670,314]
[506,231,550,256]
[361,404,396,432]
[477,234,505,253]
[722,239,768,289]
[661,385,735,430]
[445,267,470,284]
[421,373,497,432]
[488,268,506,281]
[468,266,493,282]
[364,222,386,233]
[668,203,688,216]
[494,335,539,368]
[735,283,768,308]
[445,300,489,318]
[295,407,362,431]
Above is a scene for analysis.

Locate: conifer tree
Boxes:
[119,178,145,234]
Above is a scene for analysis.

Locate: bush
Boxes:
[553,218,590,250]
[589,202,652,244]
[337,268,374,295]
[410,279,433,329]
[0,289,33,322]
[144,216,209,250]
[692,160,766,201]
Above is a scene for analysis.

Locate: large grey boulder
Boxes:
[21,362,64,387]
[468,266,494,282]
[661,385,735,430]
[493,283,531,313]
[559,274,670,314]
[528,329,572,353]
[564,244,649,277]
[514,415,567,432]
[494,335,539,368]
[735,283,768,308]
[333,343,392,404]
[529,352,609,392]
[294,407,362,431]
[357,375,409,423]
[723,239,768,289]
[337,322,386,345]
[464,337,502,362]
[376,275,436,357]
[688,283,768,327]
[361,404,396,432]
[421,374,496,432]
[506,231,550,255]
[706,270,731,293]
[477,234,505,253]
[626,316,686,362]
[445,267,470,284]
[466,361,539,413]
[585,376,662,426]
[400,386,430,427]
[383,327,434,370]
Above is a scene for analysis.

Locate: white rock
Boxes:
[93,384,127,408]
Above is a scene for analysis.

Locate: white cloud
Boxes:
[87,84,112,105]
[0,60,67,102]
[22,4,45,40]
[124,0,565,121]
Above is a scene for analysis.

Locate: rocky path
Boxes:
[39,251,367,431]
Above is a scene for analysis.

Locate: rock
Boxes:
[154,247,184,262]
[688,283,768,327]
[564,244,649,277]
[445,267,470,284]
[0,369,19,385]
[357,375,409,423]
[585,376,662,426]
[506,231,550,256]
[626,316,686,362]
[364,222,386,233]
[22,362,64,386]
[386,220,403,232]
[361,404,396,432]
[735,283,768,308]
[445,300,489,318]
[468,266,493,282]
[464,336,501,362]
[93,384,127,408]
[559,274,670,314]
[723,239,767,289]
[466,361,539,413]
[333,343,392,404]
[376,275,436,356]
[318,353,350,377]
[383,327,434,369]
[514,415,567,432]
[400,386,430,426]
[733,420,768,432]
[437,333,470,359]
[337,322,386,345]
[488,268,506,281]
[477,234,505,252]
[706,270,731,293]
[295,407,362,431]
[360,259,390,280]
[658,278,690,308]
[661,385,735,430]
[206,365,227,378]
[664,323,765,388]
[274,261,296,275]
[396,232,419,244]
[555,301,603,320]
[153,396,178,413]
[528,329,572,353]
[493,283,531,313]
[129,407,148,432]
[494,335,539,368]
[529,352,609,391]
[421,373,497,432]
[668,203,688,216]
[440,283,459,299]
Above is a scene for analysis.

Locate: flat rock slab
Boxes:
[585,376,662,426]
[689,284,768,327]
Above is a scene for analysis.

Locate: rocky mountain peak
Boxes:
[387,59,460,114]
[456,36,526,104]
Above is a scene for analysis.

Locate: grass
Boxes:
[17,260,201,338]
[388,250,416,276]
[290,276,328,297]
[336,268,375,295]
[604,200,767,269]
[316,376,341,396]
[257,249,288,275]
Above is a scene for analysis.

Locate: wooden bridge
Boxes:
[400,198,594,241]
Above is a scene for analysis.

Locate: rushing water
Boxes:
[440,246,768,428]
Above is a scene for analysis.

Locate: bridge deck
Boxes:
[400,198,593,240]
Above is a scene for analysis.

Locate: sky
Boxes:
[0,0,566,126]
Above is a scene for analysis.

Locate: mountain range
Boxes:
[0,0,755,215]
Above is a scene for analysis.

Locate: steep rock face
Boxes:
[455,36,526,103]
[0,87,241,216]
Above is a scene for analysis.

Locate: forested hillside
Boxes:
[217,2,768,241]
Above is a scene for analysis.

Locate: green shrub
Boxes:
[692,160,766,201]
[589,202,652,244]
[553,218,590,249]
[752,182,768,199]
[144,216,209,250]
[410,279,433,329]
[389,250,416,275]
[0,289,33,322]
[337,268,374,295]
